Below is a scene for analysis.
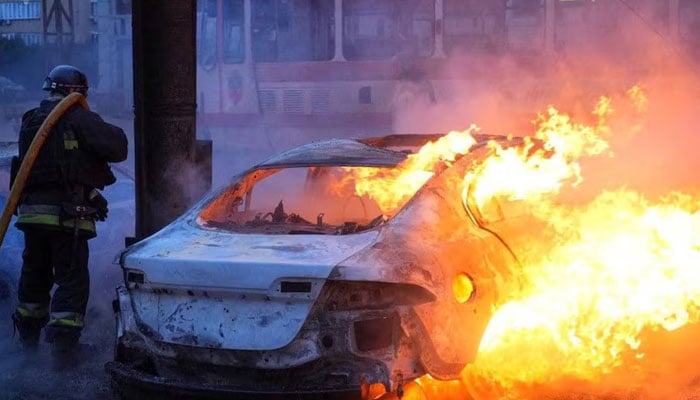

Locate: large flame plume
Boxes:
[334,127,478,214]
[352,85,700,399]
[469,189,700,391]
[463,97,611,210]
[460,85,700,396]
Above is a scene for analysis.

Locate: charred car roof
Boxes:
[254,138,409,169]
[254,134,522,170]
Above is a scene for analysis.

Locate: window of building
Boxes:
[116,0,131,15]
[198,0,218,67]
[252,0,334,62]
[343,0,434,61]
[90,0,97,21]
[0,32,42,46]
[505,0,544,50]
[0,1,41,20]
[223,0,245,63]
[444,0,506,53]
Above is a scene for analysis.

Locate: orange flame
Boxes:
[457,87,700,395]
[628,84,649,113]
[463,98,611,210]
[453,86,700,387]
[470,189,700,390]
[360,85,700,399]
[337,126,479,214]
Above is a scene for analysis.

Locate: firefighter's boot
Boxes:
[45,313,84,365]
[12,304,49,350]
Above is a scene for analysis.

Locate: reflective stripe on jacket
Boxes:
[16,204,96,237]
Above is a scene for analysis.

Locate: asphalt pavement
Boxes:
[0,298,115,400]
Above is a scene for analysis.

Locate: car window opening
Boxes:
[199,166,406,235]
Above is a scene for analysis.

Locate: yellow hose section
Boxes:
[0,92,89,247]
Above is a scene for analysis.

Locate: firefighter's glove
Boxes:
[88,189,109,221]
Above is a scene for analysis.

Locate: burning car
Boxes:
[107,133,527,399]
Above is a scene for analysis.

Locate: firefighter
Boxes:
[10,65,128,358]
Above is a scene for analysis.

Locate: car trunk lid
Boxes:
[122,225,379,351]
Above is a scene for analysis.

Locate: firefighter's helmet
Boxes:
[42,65,89,96]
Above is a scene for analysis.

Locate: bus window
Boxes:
[343,0,434,61]
[198,0,217,68]
[509,0,542,16]
[252,0,335,62]
[443,0,506,54]
[505,0,544,51]
[555,0,614,53]
[223,0,245,63]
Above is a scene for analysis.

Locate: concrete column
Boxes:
[132,0,201,238]
[332,0,345,61]
[434,0,445,58]
[544,0,556,53]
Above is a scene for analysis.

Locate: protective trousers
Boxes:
[14,229,89,348]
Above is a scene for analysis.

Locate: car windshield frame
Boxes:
[197,162,404,236]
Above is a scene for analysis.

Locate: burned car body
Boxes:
[108,135,522,399]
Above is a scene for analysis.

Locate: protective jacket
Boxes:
[13,96,128,237]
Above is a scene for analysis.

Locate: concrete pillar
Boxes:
[132,0,205,238]
[332,0,345,61]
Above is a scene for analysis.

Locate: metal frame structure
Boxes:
[42,0,74,45]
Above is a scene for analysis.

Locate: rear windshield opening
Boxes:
[198,166,409,235]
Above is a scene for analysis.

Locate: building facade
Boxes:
[59,0,700,117]
[0,0,96,45]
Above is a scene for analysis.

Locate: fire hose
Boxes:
[0,92,89,247]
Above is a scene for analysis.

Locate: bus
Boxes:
[194,0,700,167]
